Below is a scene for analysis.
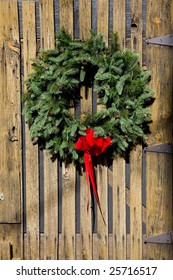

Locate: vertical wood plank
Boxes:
[97,0,109,43]
[39,0,58,260]
[61,164,76,259]
[130,0,143,63]
[93,234,98,260]
[130,0,143,260]
[0,224,21,259]
[43,153,58,260]
[113,0,126,49]
[97,0,109,260]
[0,0,22,259]
[23,1,39,260]
[0,1,21,223]
[113,158,126,260]
[79,0,93,260]
[0,242,11,260]
[146,0,172,146]
[97,159,108,259]
[39,233,44,260]
[40,0,55,49]
[130,145,143,260]
[59,0,74,36]
[126,234,130,260]
[146,153,173,259]
[112,0,127,261]
[79,0,91,40]
[146,0,173,259]
[59,0,76,260]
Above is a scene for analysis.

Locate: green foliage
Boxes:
[23,29,154,164]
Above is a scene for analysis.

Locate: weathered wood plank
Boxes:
[39,233,44,260]
[130,145,143,260]
[59,0,74,36]
[113,0,126,49]
[130,0,143,63]
[97,0,109,260]
[79,0,91,40]
[39,0,55,49]
[58,232,63,260]
[61,164,76,259]
[113,158,126,260]
[126,234,130,260]
[0,242,11,260]
[97,0,109,43]
[93,233,98,260]
[146,0,173,260]
[146,3,172,146]
[79,0,93,260]
[39,0,58,260]
[0,224,21,259]
[108,168,146,225]
[130,0,143,260]
[0,1,21,224]
[146,153,173,259]
[112,0,127,261]
[43,151,58,260]
[23,1,39,260]
[60,0,76,259]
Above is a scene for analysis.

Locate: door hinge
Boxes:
[144,143,173,154]
[146,34,173,47]
[144,232,173,244]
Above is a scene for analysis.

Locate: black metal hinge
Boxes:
[144,232,173,245]
[144,143,173,154]
[146,34,173,47]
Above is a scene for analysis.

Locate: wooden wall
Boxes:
[0,0,172,260]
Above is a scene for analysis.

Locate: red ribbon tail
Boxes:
[84,152,106,225]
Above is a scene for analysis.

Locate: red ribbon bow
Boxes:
[75,128,111,223]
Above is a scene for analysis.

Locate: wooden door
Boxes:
[0,0,172,260]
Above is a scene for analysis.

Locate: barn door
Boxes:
[0,0,172,261]
[145,0,173,259]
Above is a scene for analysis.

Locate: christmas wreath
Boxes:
[23,30,153,166]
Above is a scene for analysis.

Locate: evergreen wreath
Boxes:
[23,30,154,165]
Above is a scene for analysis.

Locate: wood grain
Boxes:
[113,0,126,49]
[61,163,76,259]
[0,0,22,260]
[97,0,109,260]
[129,0,143,260]
[0,0,21,223]
[113,158,126,259]
[79,0,93,260]
[130,145,143,260]
[112,0,127,261]
[60,0,76,260]
[59,0,74,36]
[97,0,109,44]
[39,0,58,260]
[0,242,11,260]
[0,0,172,261]
[0,223,21,259]
[146,0,173,260]
[39,0,55,49]
[130,0,143,64]
[146,153,173,259]
[23,1,39,260]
